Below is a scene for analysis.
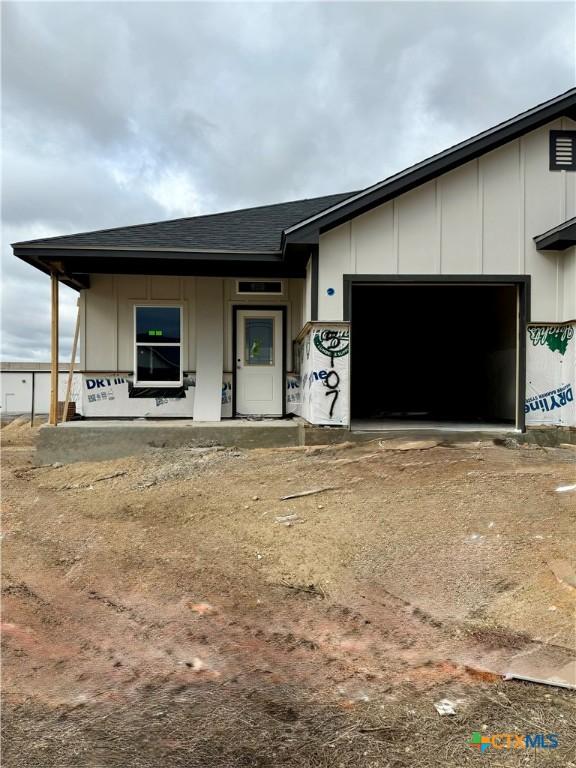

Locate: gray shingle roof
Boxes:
[14,192,356,253]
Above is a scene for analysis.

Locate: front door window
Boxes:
[244,317,274,366]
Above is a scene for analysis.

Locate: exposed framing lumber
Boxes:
[62,300,80,422]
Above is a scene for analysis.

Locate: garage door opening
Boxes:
[350,283,520,430]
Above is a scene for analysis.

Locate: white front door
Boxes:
[236,309,283,416]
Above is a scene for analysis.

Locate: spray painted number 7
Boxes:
[324,369,340,418]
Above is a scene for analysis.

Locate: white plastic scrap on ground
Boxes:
[433,699,458,716]
[556,484,576,493]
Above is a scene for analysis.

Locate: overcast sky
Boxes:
[2,1,575,361]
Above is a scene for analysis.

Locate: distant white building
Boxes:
[0,362,80,418]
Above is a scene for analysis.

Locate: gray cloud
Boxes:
[2,1,574,360]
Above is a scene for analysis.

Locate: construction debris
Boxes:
[280,486,337,501]
[274,514,302,525]
[503,667,576,690]
[93,470,127,483]
[433,699,458,715]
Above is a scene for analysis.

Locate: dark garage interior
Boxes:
[350,284,518,428]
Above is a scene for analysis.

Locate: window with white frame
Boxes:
[134,306,183,387]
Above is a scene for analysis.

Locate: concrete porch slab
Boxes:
[36,419,303,464]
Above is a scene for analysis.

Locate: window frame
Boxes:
[236,280,284,296]
[133,304,184,388]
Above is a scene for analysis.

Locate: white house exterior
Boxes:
[13,90,576,431]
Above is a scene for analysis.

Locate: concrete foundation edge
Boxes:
[35,422,576,465]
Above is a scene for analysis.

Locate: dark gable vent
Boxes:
[550,130,576,171]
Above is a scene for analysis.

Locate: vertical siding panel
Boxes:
[397,183,437,274]
[304,258,312,323]
[79,290,87,371]
[84,275,116,370]
[150,276,180,299]
[524,122,563,319]
[183,277,196,372]
[477,159,484,273]
[116,276,148,371]
[393,200,400,273]
[480,141,521,274]
[434,179,441,273]
[562,248,576,319]
[114,276,119,371]
[353,203,395,274]
[318,223,351,320]
[518,137,526,274]
[350,218,357,273]
[439,161,479,274]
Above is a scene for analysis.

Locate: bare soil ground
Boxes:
[2,419,576,767]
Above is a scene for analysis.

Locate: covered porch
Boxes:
[11,193,349,429]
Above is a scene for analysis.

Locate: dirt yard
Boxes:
[2,418,576,767]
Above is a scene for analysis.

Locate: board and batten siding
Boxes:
[80,275,304,373]
[317,118,576,322]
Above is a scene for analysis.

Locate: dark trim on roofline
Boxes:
[15,253,307,289]
[342,274,530,432]
[534,216,576,251]
[15,244,281,255]
[285,89,576,243]
[14,246,283,262]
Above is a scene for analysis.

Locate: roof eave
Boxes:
[13,245,283,262]
[534,234,576,251]
[13,245,307,282]
[534,218,576,251]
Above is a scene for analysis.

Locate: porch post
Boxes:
[49,271,59,426]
